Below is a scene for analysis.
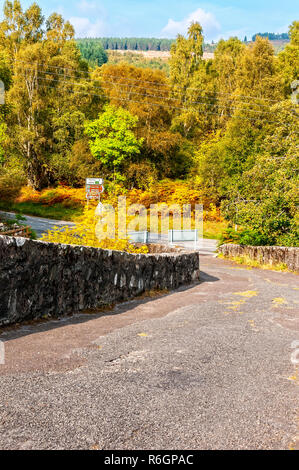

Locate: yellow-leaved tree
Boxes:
[41,203,149,254]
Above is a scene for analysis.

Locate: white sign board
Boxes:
[86,178,103,185]
[86,178,104,200]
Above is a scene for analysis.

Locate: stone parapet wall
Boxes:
[0,236,200,326]
[218,244,299,272]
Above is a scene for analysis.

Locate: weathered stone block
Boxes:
[218,244,299,272]
[0,236,200,326]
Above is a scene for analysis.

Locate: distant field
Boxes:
[269,39,290,53]
[110,50,215,60]
[107,42,287,60]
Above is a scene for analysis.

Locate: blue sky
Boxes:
[1,0,298,41]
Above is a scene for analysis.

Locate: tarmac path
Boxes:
[0,211,218,254]
[0,256,298,450]
[0,211,75,239]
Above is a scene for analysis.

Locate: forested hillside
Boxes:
[82,37,175,51]
[77,37,288,70]
[0,1,298,247]
[252,32,289,41]
[77,40,108,67]
[107,51,170,73]
[78,35,289,53]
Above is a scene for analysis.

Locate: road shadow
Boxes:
[0,269,220,342]
[198,271,219,283]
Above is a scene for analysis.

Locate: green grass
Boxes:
[203,220,228,240]
[0,201,82,221]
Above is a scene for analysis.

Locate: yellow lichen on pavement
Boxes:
[233,291,258,298]
[223,292,257,315]
[227,300,246,310]
[272,298,288,306]
[248,320,259,332]
[224,298,247,315]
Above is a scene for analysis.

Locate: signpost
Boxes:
[86,178,104,204]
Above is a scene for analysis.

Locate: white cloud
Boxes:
[276,24,290,34]
[214,28,249,42]
[161,8,221,40]
[69,17,107,37]
[69,1,107,37]
[76,1,103,14]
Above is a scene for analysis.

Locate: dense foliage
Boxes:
[252,32,289,41]
[77,39,108,67]
[0,1,298,247]
[107,51,170,73]
[82,37,175,52]
[76,36,289,55]
[41,204,149,253]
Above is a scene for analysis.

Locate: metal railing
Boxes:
[168,229,198,243]
[128,231,149,244]
[128,230,200,248]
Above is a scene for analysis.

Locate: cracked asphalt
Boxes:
[0,256,298,450]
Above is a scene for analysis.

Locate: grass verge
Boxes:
[203,220,228,240]
[0,201,82,221]
[218,253,297,273]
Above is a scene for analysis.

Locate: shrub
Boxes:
[0,158,26,200]
[219,227,298,247]
[16,186,85,208]
[41,205,149,254]
[219,228,241,246]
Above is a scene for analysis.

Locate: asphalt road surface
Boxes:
[0,211,75,239]
[0,256,298,450]
[0,211,218,254]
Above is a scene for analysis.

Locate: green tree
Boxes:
[85,104,143,181]
[218,36,284,184]
[6,38,87,188]
[193,36,286,205]
[221,101,299,246]
[23,2,44,43]
[0,49,12,90]
[213,37,245,123]
[97,63,170,139]
[0,0,25,56]
[77,40,108,67]
[278,21,299,94]
[0,119,7,164]
[169,22,217,138]
[169,22,204,102]
[235,36,283,101]
[0,1,99,189]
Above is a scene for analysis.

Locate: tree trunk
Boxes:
[27,157,51,190]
